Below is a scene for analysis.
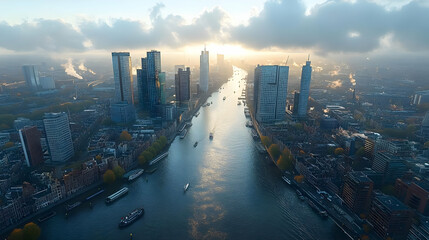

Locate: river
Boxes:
[39,66,346,239]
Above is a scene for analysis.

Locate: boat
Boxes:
[66,201,82,212]
[85,189,105,201]
[251,129,259,140]
[179,129,188,139]
[149,152,169,166]
[37,211,56,223]
[237,101,241,105]
[194,141,198,147]
[195,112,200,117]
[223,96,226,100]
[308,199,329,218]
[209,132,213,140]
[106,187,129,204]
[184,183,190,192]
[118,208,145,228]
[128,169,144,182]
[282,176,291,185]
[146,167,157,174]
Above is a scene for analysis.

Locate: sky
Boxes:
[0,0,428,58]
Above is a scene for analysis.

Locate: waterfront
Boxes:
[39,67,346,239]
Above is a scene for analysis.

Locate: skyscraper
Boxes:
[254,65,289,123]
[199,46,209,93]
[159,72,166,105]
[112,52,134,104]
[341,171,374,215]
[137,57,148,109]
[19,126,44,167]
[297,60,312,117]
[43,112,74,163]
[22,65,40,89]
[175,67,191,103]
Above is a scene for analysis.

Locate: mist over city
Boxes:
[1,0,429,240]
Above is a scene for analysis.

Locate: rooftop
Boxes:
[349,171,373,184]
[376,194,409,212]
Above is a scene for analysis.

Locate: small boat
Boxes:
[85,189,105,201]
[66,201,82,212]
[195,112,200,117]
[184,183,190,192]
[106,187,129,204]
[194,141,198,147]
[118,208,144,228]
[38,211,56,223]
[128,169,144,182]
[282,176,291,185]
[209,133,213,140]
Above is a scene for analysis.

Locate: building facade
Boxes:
[22,65,40,89]
[19,126,44,167]
[341,171,373,215]
[199,47,209,93]
[297,60,312,117]
[43,112,74,163]
[112,52,134,104]
[254,65,289,123]
[175,67,191,103]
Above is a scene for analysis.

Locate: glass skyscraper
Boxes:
[199,47,209,93]
[297,60,312,117]
[112,52,134,104]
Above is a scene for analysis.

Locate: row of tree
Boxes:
[102,165,125,184]
[8,222,41,240]
[138,136,168,166]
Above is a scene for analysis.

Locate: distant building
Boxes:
[413,90,429,105]
[297,60,312,117]
[22,65,40,89]
[159,72,166,105]
[217,54,224,67]
[292,91,300,115]
[421,112,429,139]
[43,112,74,163]
[341,171,373,215]
[111,102,136,123]
[175,67,191,103]
[174,65,185,73]
[199,46,209,93]
[19,126,44,167]
[14,117,32,131]
[372,152,407,184]
[395,178,429,216]
[112,52,134,104]
[254,65,289,123]
[369,194,413,240]
[39,76,55,89]
[375,139,412,158]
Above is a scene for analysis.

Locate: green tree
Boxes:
[277,148,294,171]
[142,151,154,161]
[3,142,14,149]
[95,155,102,161]
[8,228,23,240]
[159,136,167,146]
[334,147,345,155]
[138,155,146,166]
[424,141,429,149]
[113,166,125,178]
[103,170,116,184]
[152,142,161,153]
[119,130,132,141]
[268,144,281,160]
[23,222,41,240]
[261,136,271,147]
[147,146,157,156]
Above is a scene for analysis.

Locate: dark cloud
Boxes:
[229,0,429,53]
[0,19,86,52]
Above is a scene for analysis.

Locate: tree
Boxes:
[152,142,161,153]
[113,166,125,178]
[23,222,41,240]
[381,185,395,196]
[268,144,281,160]
[424,141,429,149]
[103,170,116,184]
[159,136,167,146]
[261,136,271,147]
[277,148,294,172]
[294,175,304,183]
[334,147,345,155]
[147,146,157,156]
[142,151,153,162]
[119,130,132,141]
[138,155,146,166]
[3,141,14,149]
[8,228,23,240]
[95,155,102,161]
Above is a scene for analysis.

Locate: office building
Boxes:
[372,152,407,184]
[22,65,40,89]
[19,126,44,167]
[341,171,373,215]
[175,67,191,103]
[199,46,209,93]
[43,113,74,163]
[421,112,429,139]
[297,60,312,117]
[159,72,166,105]
[111,102,136,123]
[174,65,185,73]
[112,52,134,104]
[254,65,289,123]
[369,194,413,239]
[39,76,55,89]
[395,179,429,216]
[413,90,429,105]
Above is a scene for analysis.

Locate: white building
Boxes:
[43,112,74,163]
[254,65,289,123]
[297,60,312,117]
[112,52,134,104]
[199,47,209,93]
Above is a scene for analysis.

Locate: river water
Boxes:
[39,67,346,239]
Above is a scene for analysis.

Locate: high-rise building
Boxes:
[175,67,191,103]
[297,60,312,117]
[369,194,413,239]
[19,126,44,167]
[111,102,136,123]
[199,47,209,93]
[22,65,40,89]
[421,112,429,139]
[112,52,134,104]
[395,179,429,216]
[43,112,74,163]
[372,152,407,184]
[39,76,55,89]
[341,171,374,215]
[137,51,165,112]
[254,65,289,123]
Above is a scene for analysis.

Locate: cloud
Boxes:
[328,79,343,88]
[0,19,86,52]
[229,0,429,53]
[61,59,83,79]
